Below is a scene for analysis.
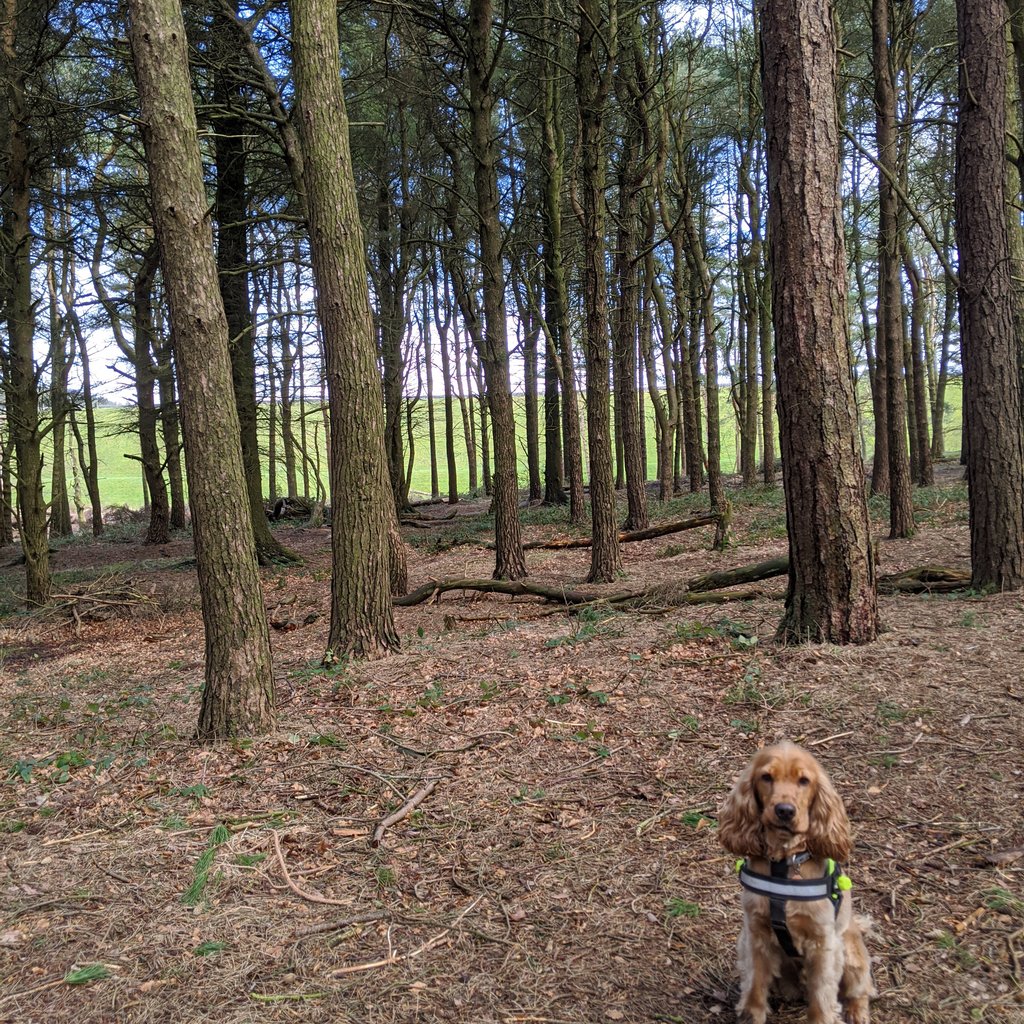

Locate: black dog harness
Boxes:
[736,853,851,958]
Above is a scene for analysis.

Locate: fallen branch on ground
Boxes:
[395,559,973,614]
[370,779,439,848]
[511,512,721,550]
[271,832,351,907]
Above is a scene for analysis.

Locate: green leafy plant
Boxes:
[666,897,701,919]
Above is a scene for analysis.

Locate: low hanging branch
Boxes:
[514,512,721,551]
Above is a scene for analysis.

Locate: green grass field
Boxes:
[46,379,964,511]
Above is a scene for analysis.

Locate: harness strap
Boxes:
[770,859,801,958]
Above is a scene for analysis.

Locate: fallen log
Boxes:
[687,555,790,592]
[393,577,640,607]
[516,512,721,551]
[400,510,459,529]
[394,576,765,611]
[877,565,972,593]
[396,559,973,613]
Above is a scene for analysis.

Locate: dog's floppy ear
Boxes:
[806,767,852,862]
[717,761,765,857]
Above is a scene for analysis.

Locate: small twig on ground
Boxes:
[807,731,855,747]
[370,779,439,848]
[271,831,351,907]
[327,896,481,976]
[293,910,388,939]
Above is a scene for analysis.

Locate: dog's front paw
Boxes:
[844,1001,870,1024]
[736,999,768,1024]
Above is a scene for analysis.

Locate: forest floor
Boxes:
[0,462,1021,1024]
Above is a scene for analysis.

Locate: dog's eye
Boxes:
[798,777,811,786]
[760,772,773,783]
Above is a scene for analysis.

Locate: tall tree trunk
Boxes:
[576,0,622,582]
[291,0,401,651]
[873,0,915,536]
[611,3,649,531]
[213,17,300,564]
[902,239,933,485]
[956,0,1024,589]
[761,0,880,644]
[154,329,187,529]
[431,261,460,504]
[1,0,49,604]
[128,0,275,736]
[521,275,543,502]
[44,198,72,537]
[538,6,584,521]
[467,0,526,579]
[64,308,103,534]
[131,246,172,545]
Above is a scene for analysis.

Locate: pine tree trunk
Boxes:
[45,199,72,537]
[154,331,187,529]
[291,0,400,652]
[576,0,622,583]
[131,246,171,545]
[431,262,460,504]
[467,0,526,579]
[213,19,299,564]
[760,0,880,644]
[128,0,275,736]
[2,5,49,604]
[873,0,915,536]
[956,0,1024,589]
[612,6,649,531]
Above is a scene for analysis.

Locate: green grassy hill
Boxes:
[45,379,963,511]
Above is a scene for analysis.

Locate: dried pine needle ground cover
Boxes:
[1,469,1021,1024]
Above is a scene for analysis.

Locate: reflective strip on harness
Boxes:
[738,866,832,901]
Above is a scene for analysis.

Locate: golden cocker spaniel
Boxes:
[718,742,875,1024]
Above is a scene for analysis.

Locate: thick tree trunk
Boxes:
[129,0,275,736]
[291,0,401,652]
[2,5,49,605]
[956,0,1024,589]
[760,0,880,644]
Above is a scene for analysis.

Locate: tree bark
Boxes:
[760,0,880,643]
[956,0,1024,589]
[576,0,623,583]
[2,0,50,605]
[128,0,275,736]
[213,12,300,565]
[291,0,401,653]
[872,0,915,537]
[466,0,526,579]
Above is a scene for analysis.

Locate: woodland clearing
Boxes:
[0,464,1021,1024]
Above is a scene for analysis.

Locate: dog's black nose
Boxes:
[774,803,796,822]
